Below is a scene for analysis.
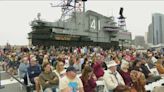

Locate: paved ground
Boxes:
[0,65,26,92]
[0,83,26,92]
[1,72,11,80]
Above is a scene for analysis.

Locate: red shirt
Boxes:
[80,76,97,92]
[93,61,104,79]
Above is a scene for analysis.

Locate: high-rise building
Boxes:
[147,13,164,47]
[145,32,148,44]
[147,23,153,45]
[162,15,164,44]
[152,13,164,45]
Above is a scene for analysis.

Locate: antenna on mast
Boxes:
[118,7,127,31]
[50,0,83,21]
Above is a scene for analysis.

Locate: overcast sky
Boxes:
[0,0,164,45]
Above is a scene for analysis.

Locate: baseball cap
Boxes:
[66,66,76,73]
[107,60,117,68]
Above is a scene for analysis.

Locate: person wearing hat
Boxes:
[59,66,84,92]
[103,60,125,92]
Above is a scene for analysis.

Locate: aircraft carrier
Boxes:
[28,0,131,49]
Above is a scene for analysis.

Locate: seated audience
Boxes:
[73,57,82,73]
[81,58,90,71]
[130,70,146,92]
[54,61,66,79]
[92,55,104,79]
[39,63,59,92]
[18,57,29,78]
[103,60,125,92]
[80,66,97,92]
[119,60,132,87]
[132,60,152,79]
[59,66,84,92]
[147,51,157,69]
[24,57,41,85]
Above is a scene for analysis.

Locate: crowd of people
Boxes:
[0,45,164,92]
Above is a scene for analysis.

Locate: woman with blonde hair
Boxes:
[43,54,49,63]
[130,70,146,92]
[54,61,66,79]
[113,85,131,92]
[119,60,132,87]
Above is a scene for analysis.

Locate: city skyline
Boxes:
[0,0,164,45]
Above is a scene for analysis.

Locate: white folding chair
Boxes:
[153,86,164,92]
[39,85,59,92]
[27,72,32,86]
[96,80,108,92]
[17,68,24,90]
[150,68,160,76]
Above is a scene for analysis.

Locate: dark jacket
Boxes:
[24,64,41,85]
[140,64,151,78]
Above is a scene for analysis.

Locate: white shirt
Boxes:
[53,69,66,80]
[151,57,157,63]
[59,76,83,92]
[103,70,125,90]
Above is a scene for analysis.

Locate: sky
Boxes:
[0,0,164,45]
